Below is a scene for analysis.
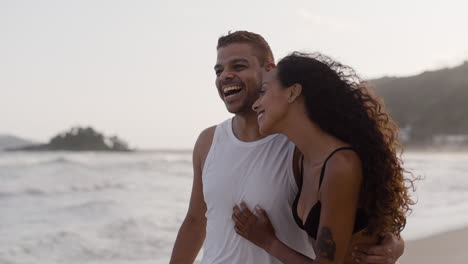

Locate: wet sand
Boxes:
[400,226,468,264]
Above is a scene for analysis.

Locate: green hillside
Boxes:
[371,61,468,146]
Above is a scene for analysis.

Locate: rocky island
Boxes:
[8,127,132,152]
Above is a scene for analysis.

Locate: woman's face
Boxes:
[252,68,291,135]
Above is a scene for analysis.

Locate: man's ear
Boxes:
[289,83,302,103]
[264,62,276,72]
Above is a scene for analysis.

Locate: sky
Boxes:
[1,0,467,149]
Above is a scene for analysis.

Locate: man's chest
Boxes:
[202,151,295,214]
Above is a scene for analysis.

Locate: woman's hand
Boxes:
[232,202,277,251]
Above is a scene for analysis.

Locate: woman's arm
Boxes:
[314,150,363,263]
[232,150,365,264]
[232,203,315,264]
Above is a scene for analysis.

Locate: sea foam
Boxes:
[0,150,467,263]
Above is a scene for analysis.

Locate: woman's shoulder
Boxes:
[322,147,363,186]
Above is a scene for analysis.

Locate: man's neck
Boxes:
[232,112,267,142]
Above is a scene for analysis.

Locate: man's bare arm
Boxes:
[352,233,405,264]
[169,126,215,264]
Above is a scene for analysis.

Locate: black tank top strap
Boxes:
[318,146,356,188]
[299,154,305,188]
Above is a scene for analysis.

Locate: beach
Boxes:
[400,226,468,264]
[1,150,467,263]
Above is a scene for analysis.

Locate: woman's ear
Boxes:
[288,83,302,104]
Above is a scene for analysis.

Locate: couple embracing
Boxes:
[170,31,413,264]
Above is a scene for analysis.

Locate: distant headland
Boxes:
[6,127,132,152]
[372,61,468,149]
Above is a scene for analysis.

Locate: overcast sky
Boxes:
[1,0,467,149]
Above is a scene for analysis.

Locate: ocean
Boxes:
[1,150,467,264]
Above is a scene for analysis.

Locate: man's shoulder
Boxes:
[197,118,231,143]
[195,126,216,152]
[272,133,291,143]
[268,133,295,150]
[198,126,216,141]
[193,125,217,170]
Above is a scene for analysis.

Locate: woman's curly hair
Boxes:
[277,52,415,236]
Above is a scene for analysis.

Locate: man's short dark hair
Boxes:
[217,31,274,66]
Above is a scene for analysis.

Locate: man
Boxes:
[170,31,404,264]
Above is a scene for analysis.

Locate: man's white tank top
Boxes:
[201,118,314,263]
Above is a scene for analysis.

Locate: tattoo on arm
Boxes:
[317,227,336,261]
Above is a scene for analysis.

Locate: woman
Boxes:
[232,52,414,264]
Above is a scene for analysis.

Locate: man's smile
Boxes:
[223,85,243,97]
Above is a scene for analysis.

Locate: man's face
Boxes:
[214,43,264,114]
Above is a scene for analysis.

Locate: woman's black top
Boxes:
[292,147,368,239]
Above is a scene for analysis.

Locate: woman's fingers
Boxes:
[232,213,246,230]
[240,202,255,218]
[233,202,262,235]
[233,205,248,223]
[255,206,268,219]
[233,205,249,222]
